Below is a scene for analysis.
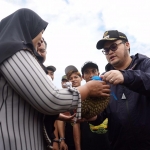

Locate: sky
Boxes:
[1,0,150,88]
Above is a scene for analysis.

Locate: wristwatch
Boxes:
[59,137,65,142]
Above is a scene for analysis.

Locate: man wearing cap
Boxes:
[63,65,82,150]
[37,39,71,150]
[81,61,110,150]
[37,39,59,150]
[61,75,68,88]
[56,75,69,150]
[63,64,110,150]
[90,30,150,149]
[46,65,56,80]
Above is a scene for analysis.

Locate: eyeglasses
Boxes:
[102,41,124,55]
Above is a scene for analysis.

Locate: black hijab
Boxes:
[0,8,48,64]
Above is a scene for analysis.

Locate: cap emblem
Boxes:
[103,35,109,39]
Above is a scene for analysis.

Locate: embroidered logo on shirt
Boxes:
[121,93,126,99]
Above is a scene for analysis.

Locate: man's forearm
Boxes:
[53,121,59,140]
[73,123,81,150]
[56,120,65,137]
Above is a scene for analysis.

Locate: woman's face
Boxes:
[37,40,47,62]
[32,30,44,51]
[69,73,82,87]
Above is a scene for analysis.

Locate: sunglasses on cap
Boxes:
[102,41,125,55]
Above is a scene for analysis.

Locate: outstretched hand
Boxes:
[58,113,76,122]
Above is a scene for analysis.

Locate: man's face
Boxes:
[82,67,99,82]
[103,40,130,68]
[37,41,47,62]
[61,79,68,88]
[47,70,54,80]
[68,73,82,87]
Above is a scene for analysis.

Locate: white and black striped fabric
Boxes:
[0,50,81,150]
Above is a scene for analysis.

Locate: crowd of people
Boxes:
[0,8,150,150]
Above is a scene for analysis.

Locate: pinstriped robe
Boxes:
[0,51,81,150]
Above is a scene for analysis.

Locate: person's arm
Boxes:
[122,67,150,96]
[56,120,68,150]
[76,80,110,100]
[53,121,60,150]
[102,58,150,96]
[57,120,65,138]
[0,50,110,116]
[73,123,81,150]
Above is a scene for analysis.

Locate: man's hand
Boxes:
[60,141,68,150]
[101,70,124,85]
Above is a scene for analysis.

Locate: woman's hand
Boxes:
[86,80,110,97]
[77,80,110,100]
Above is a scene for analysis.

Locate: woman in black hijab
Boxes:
[0,8,47,64]
[0,8,110,150]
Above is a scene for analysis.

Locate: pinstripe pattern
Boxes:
[0,50,81,150]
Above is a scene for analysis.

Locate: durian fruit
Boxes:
[81,96,110,119]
